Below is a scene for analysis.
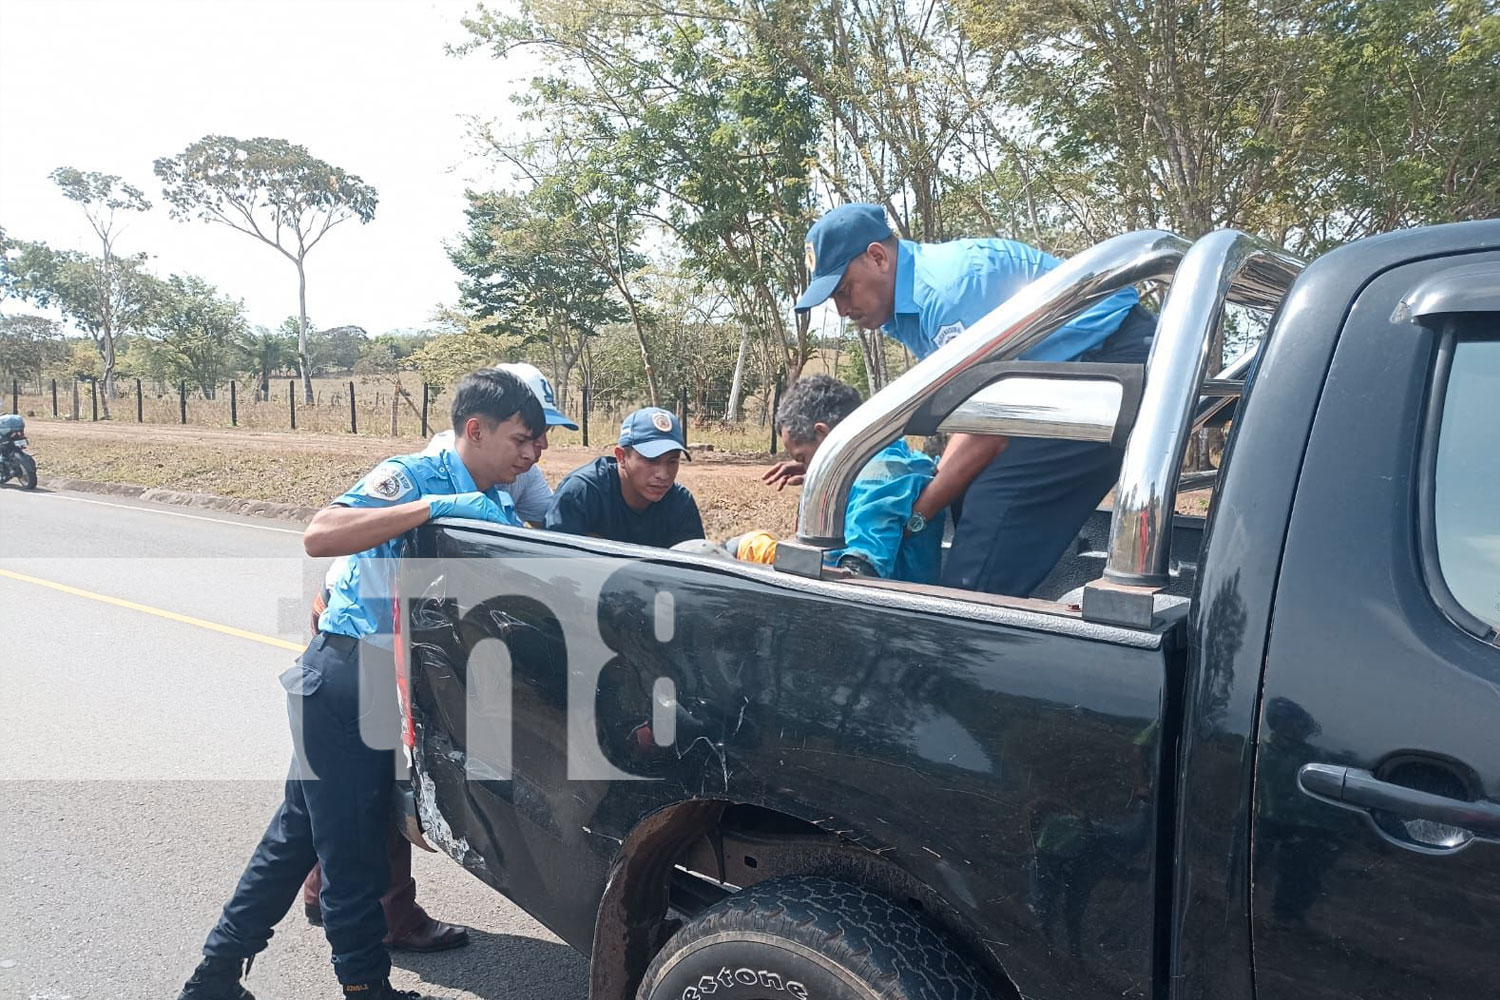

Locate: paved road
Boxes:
[0,485,588,1000]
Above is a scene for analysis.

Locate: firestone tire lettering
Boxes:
[679,971,808,1000]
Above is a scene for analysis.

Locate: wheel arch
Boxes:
[588,798,1020,1000]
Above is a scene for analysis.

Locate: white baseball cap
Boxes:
[495,362,578,430]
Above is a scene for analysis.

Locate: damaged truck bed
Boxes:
[396,222,1500,1000]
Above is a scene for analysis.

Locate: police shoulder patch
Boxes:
[359,461,416,502]
[935,322,966,347]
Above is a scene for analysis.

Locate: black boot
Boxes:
[178,957,255,1000]
[341,981,428,1000]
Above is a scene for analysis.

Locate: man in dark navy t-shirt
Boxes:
[544,406,705,548]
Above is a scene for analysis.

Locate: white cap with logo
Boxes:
[494,362,578,430]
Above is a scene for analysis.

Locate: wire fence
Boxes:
[4,374,790,453]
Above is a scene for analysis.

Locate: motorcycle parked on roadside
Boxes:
[0,414,37,490]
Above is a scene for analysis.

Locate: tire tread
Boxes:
[640,875,990,1000]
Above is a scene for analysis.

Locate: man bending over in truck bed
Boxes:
[737,375,945,583]
[544,406,705,548]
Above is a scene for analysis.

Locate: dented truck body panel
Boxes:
[405,526,1182,999]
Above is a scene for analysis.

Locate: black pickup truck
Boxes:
[393,221,1499,1000]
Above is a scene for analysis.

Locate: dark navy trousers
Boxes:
[940,306,1157,597]
[202,632,394,984]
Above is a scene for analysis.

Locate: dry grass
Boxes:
[9,382,784,454]
[24,419,801,538]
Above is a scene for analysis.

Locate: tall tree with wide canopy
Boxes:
[154,136,378,403]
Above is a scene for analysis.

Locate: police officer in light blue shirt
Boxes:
[792,203,1157,597]
[421,361,578,523]
[179,369,544,1000]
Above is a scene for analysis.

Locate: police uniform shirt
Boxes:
[422,430,554,523]
[544,456,704,549]
[881,238,1140,362]
[316,444,522,641]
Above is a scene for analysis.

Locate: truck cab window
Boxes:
[1432,337,1500,632]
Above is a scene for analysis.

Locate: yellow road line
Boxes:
[0,567,304,651]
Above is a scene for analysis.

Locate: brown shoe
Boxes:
[386,917,470,953]
[305,902,323,927]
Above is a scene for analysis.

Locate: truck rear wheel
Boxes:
[638,876,990,1000]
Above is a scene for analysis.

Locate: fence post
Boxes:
[230,381,238,427]
[678,386,688,431]
[10,378,16,414]
[349,380,357,434]
[71,380,79,421]
[581,381,590,447]
[289,380,296,430]
[90,378,99,421]
[136,379,143,422]
[420,383,429,438]
[180,381,187,424]
[770,376,784,454]
[51,379,57,417]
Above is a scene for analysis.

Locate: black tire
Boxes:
[638,876,991,1000]
[16,452,36,490]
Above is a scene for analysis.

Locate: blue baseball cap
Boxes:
[496,362,578,430]
[795,203,894,312]
[619,407,691,460]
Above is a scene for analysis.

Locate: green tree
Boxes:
[460,0,819,382]
[239,326,296,400]
[1288,0,1500,251]
[406,328,521,390]
[4,240,165,399]
[315,325,368,372]
[954,0,1500,253]
[148,274,249,397]
[0,313,67,383]
[47,167,154,414]
[154,136,378,404]
[448,188,624,409]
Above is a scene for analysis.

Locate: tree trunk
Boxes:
[609,228,660,407]
[100,331,116,420]
[858,327,884,395]
[297,259,314,404]
[726,325,750,423]
[98,244,115,420]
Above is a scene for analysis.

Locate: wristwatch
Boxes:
[905,510,929,535]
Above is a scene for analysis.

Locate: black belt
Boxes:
[315,631,360,653]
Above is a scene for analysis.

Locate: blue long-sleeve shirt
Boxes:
[827,440,944,584]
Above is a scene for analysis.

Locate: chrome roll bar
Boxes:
[1098,230,1302,592]
[786,230,1192,556]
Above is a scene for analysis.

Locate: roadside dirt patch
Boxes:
[26,419,801,538]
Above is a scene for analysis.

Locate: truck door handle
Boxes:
[1298,763,1500,839]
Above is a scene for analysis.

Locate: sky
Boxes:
[0,0,539,334]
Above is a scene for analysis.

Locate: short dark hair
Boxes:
[775,374,863,444]
[451,368,545,437]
